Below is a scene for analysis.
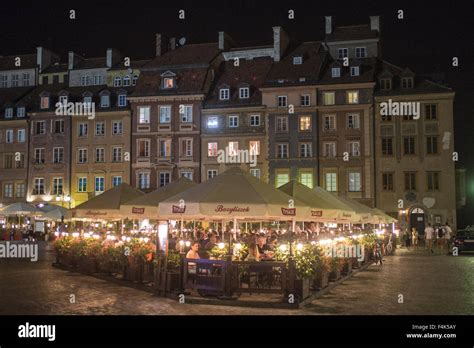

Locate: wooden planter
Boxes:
[125,262,144,282]
[78,257,99,274]
[329,267,341,282]
[156,271,181,292]
[295,278,312,300]
[312,269,329,290]
[341,259,352,275]
[142,263,155,283]
[352,258,362,269]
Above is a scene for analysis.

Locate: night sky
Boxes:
[1,0,473,225]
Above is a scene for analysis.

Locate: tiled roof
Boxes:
[264,42,325,87]
[326,25,379,42]
[73,57,107,70]
[0,87,34,119]
[144,43,220,68]
[41,63,68,74]
[109,59,152,71]
[0,54,37,70]
[318,57,377,85]
[204,57,273,108]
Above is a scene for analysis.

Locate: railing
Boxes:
[232,261,288,294]
[183,258,227,295]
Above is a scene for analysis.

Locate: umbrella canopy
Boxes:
[0,202,43,216]
[120,177,197,219]
[278,181,356,222]
[41,206,72,221]
[158,167,309,221]
[334,195,374,223]
[311,187,360,222]
[72,183,145,220]
[371,208,397,224]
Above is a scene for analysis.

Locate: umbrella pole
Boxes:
[121,219,124,234]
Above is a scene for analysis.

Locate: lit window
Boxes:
[323,92,335,105]
[139,107,150,124]
[299,116,311,131]
[249,140,260,155]
[348,172,361,192]
[163,77,174,89]
[347,91,359,104]
[207,116,218,128]
[180,105,193,123]
[208,142,218,157]
[40,96,50,109]
[325,173,337,192]
[299,171,313,188]
[275,172,289,188]
[158,139,171,158]
[159,106,171,123]
[228,141,239,156]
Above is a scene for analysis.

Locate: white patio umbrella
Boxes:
[0,202,43,216]
[41,206,72,221]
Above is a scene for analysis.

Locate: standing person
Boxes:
[411,227,419,251]
[444,222,453,253]
[437,224,446,252]
[404,228,411,249]
[424,223,435,254]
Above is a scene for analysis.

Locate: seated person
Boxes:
[186,242,200,259]
[246,243,260,262]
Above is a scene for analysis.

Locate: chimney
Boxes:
[370,16,380,32]
[170,37,176,50]
[36,47,43,72]
[106,48,113,68]
[68,51,74,70]
[156,33,162,56]
[325,16,332,34]
[272,26,289,62]
[218,31,235,50]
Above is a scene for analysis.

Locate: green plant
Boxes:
[209,245,228,260]
[166,249,181,271]
[54,236,73,254]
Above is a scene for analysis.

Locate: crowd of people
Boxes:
[401,222,453,253]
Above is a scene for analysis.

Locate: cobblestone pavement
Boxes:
[0,243,472,315]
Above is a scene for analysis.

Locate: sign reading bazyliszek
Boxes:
[0,242,38,262]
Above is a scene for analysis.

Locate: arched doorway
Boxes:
[409,207,426,235]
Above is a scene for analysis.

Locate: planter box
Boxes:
[143,263,155,283]
[58,252,76,268]
[312,269,329,290]
[329,267,341,282]
[295,278,311,300]
[341,260,352,275]
[352,258,362,269]
[125,263,143,282]
[78,257,98,274]
[156,271,181,293]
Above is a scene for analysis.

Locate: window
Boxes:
[300,94,310,106]
[276,143,288,158]
[95,177,105,194]
[380,79,392,90]
[403,137,416,155]
[347,114,360,129]
[81,76,91,86]
[93,75,102,85]
[100,95,110,108]
[427,172,440,191]
[5,108,13,118]
[180,105,193,123]
[325,173,337,192]
[139,107,150,124]
[323,142,336,157]
[163,77,174,89]
[207,116,218,128]
[299,116,311,131]
[250,115,260,126]
[426,136,438,155]
[112,176,122,187]
[40,96,50,109]
[404,172,416,190]
[138,173,150,189]
[355,47,367,58]
[6,130,13,143]
[300,143,312,158]
[52,177,63,195]
[207,170,218,179]
[239,87,249,99]
[112,121,123,135]
[95,148,105,163]
[33,178,45,195]
[275,172,289,188]
[381,138,393,156]
[59,95,68,105]
[348,172,361,192]
[4,154,13,169]
[78,177,87,192]
[78,148,88,163]
[337,48,348,59]
[350,66,360,76]
[181,171,193,181]
[53,147,64,164]
[347,91,359,104]
[219,88,230,100]
[15,153,25,168]
[35,121,46,134]
[277,96,287,107]
[158,139,171,158]
[54,119,64,133]
[382,173,394,191]
[323,115,336,131]
[401,77,414,89]
[83,96,92,106]
[114,76,122,87]
[123,75,131,86]
[299,171,313,188]
[95,122,105,136]
[0,75,7,88]
[228,115,239,128]
[159,172,171,187]
[228,141,239,156]
[17,129,25,142]
[17,107,25,117]
[293,56,303,65]
[276,116,288,132]
[381,114,392,122]
[250,168,261,179]
[331,68,341,78]
[52,75,59,84]
[138,139,150,157]
[159,106,171,123]
[323,92,335,105]
[112,147,122,162]
[15,183,25,197]
[118,94,127,107]
[132,75,139,86]
[425,104,437,120]
[249,140,260,155]
[78,123,88,137]
[208,142,218,157]
[34,148,45,164]
[12,74,19,87]
[348,141,361,157]
[180,139,193,157]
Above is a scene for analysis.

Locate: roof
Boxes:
[326,25,379,42]
[109,59,152,71]
[318,57,377,85]
[73,57,107,70]
[204,57,273,108]
[0,87,34,120]
[264,42,325,87]
[0,54,37,71]
[144,43,220,69]
[41,63,68,74]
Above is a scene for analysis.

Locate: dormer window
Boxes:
[17,107,25,117]
[337,48,348,59]
[114,76,122,87]
[355,47,367,58]
[239,87,249,99]
[123,75,131,86]
[40,96,50,109]
[401,77,414,89]
[132,75,139,86]
[99,91,111,108]
[331,68,341,78]
[219,88,230,100]
[59,95,68,104]
[118,94,127,107]
[5,108,13,118]
[293,56,303,65]
[83,92,93,106]
[163,77,174,89]
[350,66,360,76]
[160,71,176,89]
[380,78,392,90]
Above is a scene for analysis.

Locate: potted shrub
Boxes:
[329,257,344,281]
[313,251,331,290]
[54,236,73,267]
[78,238,101,274]
[341,257,352,275]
